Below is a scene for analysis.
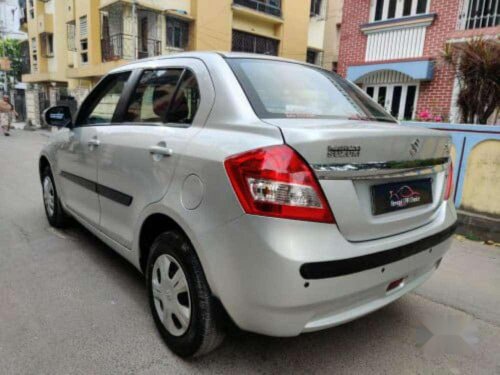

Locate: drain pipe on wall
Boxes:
[132,0,138,60]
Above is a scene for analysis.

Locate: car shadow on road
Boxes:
[62,221,429,373]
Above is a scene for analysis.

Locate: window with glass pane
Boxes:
[366,86,375,98]
[374,0,384,20]
[372,0,428,21]
[167,70,200,124]
[387,0,397,19]
[124,69,183,123]
[78,72,130,125]
[166,17,189,49]
[307,49,318,64]
[310,0,322,16]
[403,0,412,16]
[416,0,427,14]
[228,59,395,122]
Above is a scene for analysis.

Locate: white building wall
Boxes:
[0,0,27,40]
[308,0,328,51]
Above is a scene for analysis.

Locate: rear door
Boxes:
[95,59,215,248]
[56,72,131,227]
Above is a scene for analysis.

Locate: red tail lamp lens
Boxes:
[224,145,335,223]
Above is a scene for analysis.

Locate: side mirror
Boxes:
[43,106,73,128]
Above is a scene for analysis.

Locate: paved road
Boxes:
[1,129,499,375]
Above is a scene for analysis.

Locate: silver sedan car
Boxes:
[40,52,457,357]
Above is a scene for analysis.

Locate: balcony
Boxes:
[233,0,281,18]
[101,34,161,62]
[37,13,53,34]
[361,14,436,62]
[457,0,499,30]
[66,0,75,22]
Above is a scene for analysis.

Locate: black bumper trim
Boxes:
[300,223,457,280]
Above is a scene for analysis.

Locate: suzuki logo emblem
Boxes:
[409,138,421,158]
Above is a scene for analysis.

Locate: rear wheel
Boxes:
[41,166,70,228]
[147,231,225,357]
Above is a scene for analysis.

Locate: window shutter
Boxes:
[80,16,88,38]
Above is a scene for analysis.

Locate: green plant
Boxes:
[442,37,500,124]
[0,38,24,88]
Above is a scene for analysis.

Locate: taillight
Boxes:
[444,162,453,201]
[224,145,335,223]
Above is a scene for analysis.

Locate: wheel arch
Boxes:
[138,213,194,274]
[138,211,236,333]
[39,155,51,181]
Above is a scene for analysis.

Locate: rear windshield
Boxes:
[227,58,396,123]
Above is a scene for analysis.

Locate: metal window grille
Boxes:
[306,49,324,66]
[234,0,281,17]
[232,30,279,56]
[166,16,189,49]
[457,0,499,29]
[67,22,76,52]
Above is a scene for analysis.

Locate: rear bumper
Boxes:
[300,223,456,279]
[197,200,457,337]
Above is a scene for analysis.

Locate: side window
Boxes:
[77,72,130,125]
[123,68,200,125]
[124,69,183,123]
[168,70,200,125]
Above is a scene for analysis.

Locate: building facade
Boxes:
[337,0,499,122]
[0,0,26,39]
[21,0,341,126]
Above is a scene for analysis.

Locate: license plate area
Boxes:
[371,178,433,215]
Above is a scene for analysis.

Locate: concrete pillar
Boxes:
[49,86,60,106]
[25,85,42,128]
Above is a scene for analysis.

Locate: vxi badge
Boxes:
[327,145,361,158]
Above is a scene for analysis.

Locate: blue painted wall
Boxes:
[402,122,500,208]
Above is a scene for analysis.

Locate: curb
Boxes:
[456,210,500,242]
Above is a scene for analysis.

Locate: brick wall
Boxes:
[337,0,498,120]
[337,0,370,77]
[416,0,462,120]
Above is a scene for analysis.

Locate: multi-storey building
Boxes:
[21,0,342,126]
[0,0,27,39]
[337,0,499,122]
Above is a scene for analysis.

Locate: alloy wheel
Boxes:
[152,254,192,336]
[43,176,55,217]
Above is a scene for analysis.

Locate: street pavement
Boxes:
[1,128,499,375]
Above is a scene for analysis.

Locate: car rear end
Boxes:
[198,55,457,337]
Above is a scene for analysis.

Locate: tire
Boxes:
[146,231,225,357]
[41,166,70,228]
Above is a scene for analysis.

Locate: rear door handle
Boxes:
[149,145,173,157]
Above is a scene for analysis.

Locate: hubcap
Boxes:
[43,176,55,217]
[152,254,191,336]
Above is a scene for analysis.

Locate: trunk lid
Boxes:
[265,119,451,242]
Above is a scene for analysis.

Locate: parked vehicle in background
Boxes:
[40,52,457,357]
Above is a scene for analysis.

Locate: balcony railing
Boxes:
[101,33,161,62]
[233,0,282,17]
[457,0,499,30]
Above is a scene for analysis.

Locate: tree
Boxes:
[442,37,500,125]
[0,38,24,89]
